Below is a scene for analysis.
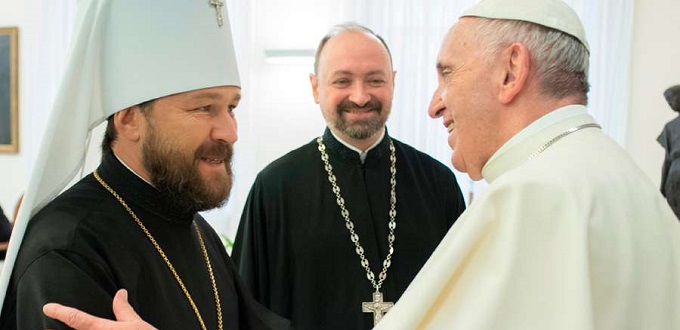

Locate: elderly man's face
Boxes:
[141,86,240,211]
[428,18,502,180]
[311,31,395,143]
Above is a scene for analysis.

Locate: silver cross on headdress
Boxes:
[209,0,225,27]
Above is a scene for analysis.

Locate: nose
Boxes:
[348,82,371,107]
[428,87,445,118]
[212,110,238,144]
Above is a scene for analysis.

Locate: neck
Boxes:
[331,127,386,151]
[500,96,585,145]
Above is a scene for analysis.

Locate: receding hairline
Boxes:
[313,23,393,75]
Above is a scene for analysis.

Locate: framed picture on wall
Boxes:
[0,27,19,153]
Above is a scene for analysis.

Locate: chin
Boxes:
[467,172,483,181]
[452,155,480,180]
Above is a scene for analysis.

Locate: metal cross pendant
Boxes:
[362,291,394,326]
[209,0,225,27]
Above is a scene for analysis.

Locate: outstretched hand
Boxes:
[43,289,156,330]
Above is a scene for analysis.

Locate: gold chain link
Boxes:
[93,170,223,330]
[316,136,397,292]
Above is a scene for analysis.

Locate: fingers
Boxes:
[111,289,158,330]
[43,290,157,330]
[111,289,138,322]
[43,303,115,329]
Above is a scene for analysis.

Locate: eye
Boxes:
[440,63,464,82]
[441,68,452,78]
[227,104,237,117]
[368,78,386,86]
[193,105,211,112]
[333,78,351,87]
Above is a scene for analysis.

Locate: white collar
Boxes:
[330,129,386,164]
[489,105,587,163]
[482,104,592,182]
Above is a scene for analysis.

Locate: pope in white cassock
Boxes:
[31,0,680,329]
[375,0,680,329]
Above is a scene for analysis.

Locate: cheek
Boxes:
[380,90,394,106]
[175,127,209,149]
[440,85,457,109]
[379,86,395,98]
[322,90,346,104]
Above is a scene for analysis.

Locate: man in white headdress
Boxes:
[0,0,289,329]
[374,0,680,329]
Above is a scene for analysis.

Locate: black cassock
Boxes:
[658,115,680,219]
[0,153,289,330]
[233,128,466,330]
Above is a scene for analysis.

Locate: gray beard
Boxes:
[333,116,385,140]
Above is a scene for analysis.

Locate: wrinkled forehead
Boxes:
[437,18,478,60]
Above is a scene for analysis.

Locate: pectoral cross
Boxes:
[209,0,225,27]
[362,291,394,326]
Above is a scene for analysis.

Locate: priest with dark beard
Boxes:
[0,1,288,329]
[232,23,466,330]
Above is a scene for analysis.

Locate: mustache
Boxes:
[337,97,382,112]
[194,141,234,163]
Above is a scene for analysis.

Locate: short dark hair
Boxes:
[101,99,155,157]
[313,22,393,75]
[664,85,680,112]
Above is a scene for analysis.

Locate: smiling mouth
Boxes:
[447,121,455,133]
[200,157,224,164]
[344,107,377,113]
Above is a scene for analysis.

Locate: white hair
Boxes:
[471,17,590,104]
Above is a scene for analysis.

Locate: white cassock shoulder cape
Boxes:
[377,105,680,330]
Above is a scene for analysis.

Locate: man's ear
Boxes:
[113,106,145,142]
[309,73,320,104]
[498,43,530,104]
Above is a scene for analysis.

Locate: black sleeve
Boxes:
[232,176,271,306]
[207,218,290,330]
[10,251,116,329]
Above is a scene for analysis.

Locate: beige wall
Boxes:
[627,0,680,187]
[0,0,26,218]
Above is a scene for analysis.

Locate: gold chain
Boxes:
[93,170,223,330]
[316,136,397,292]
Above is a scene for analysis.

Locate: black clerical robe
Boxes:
[0,153,289,329]
[0,205,11,260]
[233,129,466,330]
